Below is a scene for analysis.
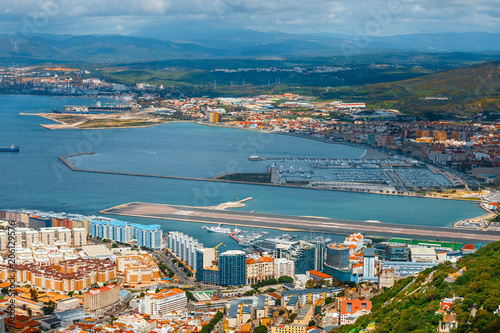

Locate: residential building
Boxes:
[169,232,203,271]
[138,288,187,316]
[133,224,162,249]
[246,257,275,285]
[71,228,87,246]
[278,241,316,274]
[219,250,246,286]
[116,254,160,285]
[275,258,295,279]
[84,284,120,311]
[0,258,116,293]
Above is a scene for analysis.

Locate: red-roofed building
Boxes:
[306,270,333,284]
[246,257,275,285]
[139,288,187,316]
[84,284,120,311]
[340,298,372,325]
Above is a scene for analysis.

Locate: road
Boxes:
[153,249,195,286]
[101,202,500,243]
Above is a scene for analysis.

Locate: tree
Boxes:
[27,309,32,316]
[254,325,267,333]
[140,292,145,298]
[30,288,38,301]
[155,287,161,293]
[308,320,316,327]
[1,288,8,294]
[42,300,56,315]
[278,276,294,284]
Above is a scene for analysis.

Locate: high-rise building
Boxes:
[274,258,295,279]
[23,229,40,248]
[54,227,72,245]
[278,241,316,275]
[219,250,246,286]
[39,228,55,246]
[208,112,220,123]
[311,241,325,272]
[326,243,349,269]
[363,248,376,278]
[195,247,216,282]
[134,224,162,249]
[108,220,131,243]
[89,219,162,249]
[72,228,87,246]
[169,232,204,270]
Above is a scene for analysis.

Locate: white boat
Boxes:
[202,223,232,234]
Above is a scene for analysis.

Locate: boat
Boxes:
[0,144,19,152]
[53,106,88,114]
[202,223,232,234]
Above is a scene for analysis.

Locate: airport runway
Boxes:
[100,202,500,243]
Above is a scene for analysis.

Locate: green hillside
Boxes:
[321,60,500,116]
[332,241,500,333]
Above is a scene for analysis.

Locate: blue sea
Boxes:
[0,95,484,250]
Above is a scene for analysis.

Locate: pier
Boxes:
[100,202,500,243]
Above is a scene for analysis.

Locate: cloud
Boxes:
[0,0,499,36]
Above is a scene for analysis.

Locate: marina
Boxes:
[100,201,500,243]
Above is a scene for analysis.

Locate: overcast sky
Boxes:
[1,0,500,37]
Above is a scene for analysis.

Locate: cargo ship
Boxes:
[0,144,19,152]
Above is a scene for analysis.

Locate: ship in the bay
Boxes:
[52,106,88,114]
[0,144,19,152]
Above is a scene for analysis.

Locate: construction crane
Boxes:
[214,242,223,260]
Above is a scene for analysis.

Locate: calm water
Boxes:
[0,95,484,249]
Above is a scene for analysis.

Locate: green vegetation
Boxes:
[42,300,56,315]
[158,262,175,278]
[278,276,294,284]
[331,241,500,332]
[254,325,268,333]
[252,278,279,289]
[200,311,223,333]
[489,215,500,222]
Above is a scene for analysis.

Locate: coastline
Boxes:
[20,112,195,130]
[59,151,491,228]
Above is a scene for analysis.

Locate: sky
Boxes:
[1,0,500,38]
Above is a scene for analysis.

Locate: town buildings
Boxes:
[138,288,187,316]
[83,284,120,311]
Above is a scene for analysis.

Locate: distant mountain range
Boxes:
[1,30,500,64]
